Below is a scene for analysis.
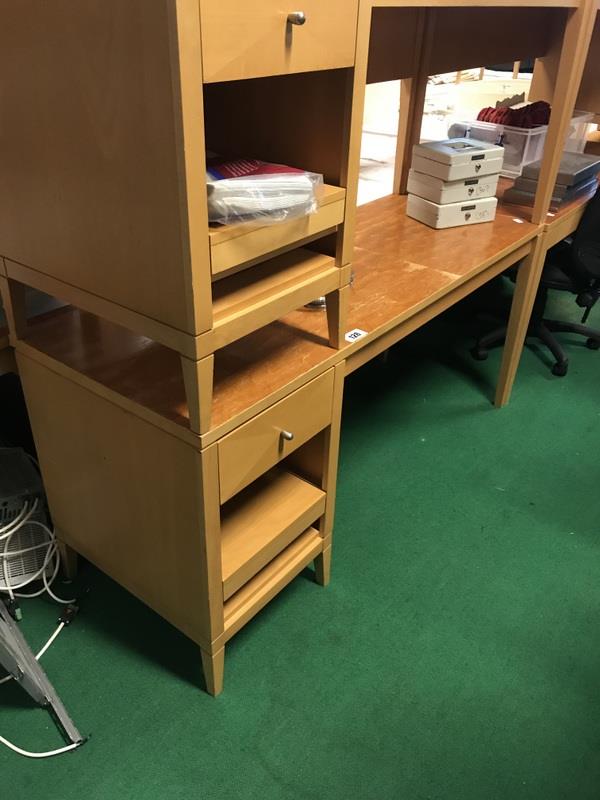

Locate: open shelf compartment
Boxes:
[223,526,322,641]
[221,467,326,600]
[209,185,346,276]
[207,247,340,352]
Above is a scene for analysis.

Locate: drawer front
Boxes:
[200,1,359,83]
[218,369,335,502]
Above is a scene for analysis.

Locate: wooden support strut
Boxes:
[532,0,598,224]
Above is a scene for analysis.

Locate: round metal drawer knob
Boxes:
[280,430,295,442]
[287,11,307,25]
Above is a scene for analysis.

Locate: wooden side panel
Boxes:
[0,1,209,334]
[576,15,600,114]
[17,352,223,647]
[203,70,352,186]
[426,8,561,75]
[532,0,597,222]
[529,11,568,102]
[367,8,423,84]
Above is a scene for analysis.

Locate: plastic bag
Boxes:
[206,157,323,226]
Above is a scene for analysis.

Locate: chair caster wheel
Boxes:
[585,337,600,350]
[471,347,488,361]
[551,362,568,377]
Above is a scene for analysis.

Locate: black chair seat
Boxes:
[541,259,576,292]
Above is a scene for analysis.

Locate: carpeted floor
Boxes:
[3,284,600,799]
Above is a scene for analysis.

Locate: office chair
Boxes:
[472,184,600,376]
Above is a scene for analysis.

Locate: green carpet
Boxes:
[4,285,600,799]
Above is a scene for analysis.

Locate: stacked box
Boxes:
[406,138,504,229]
[502,151,600,211]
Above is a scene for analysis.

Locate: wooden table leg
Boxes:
[201,647,225,696]
[495,234,546,407]
[314,546,332,587]
[326,286,350,349]
[181,354,214,434]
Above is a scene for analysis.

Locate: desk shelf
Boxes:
[207,248,340,354]
[16,304,339,446]
[223,526,323,642]
[221,468,326,600]
[209,185,346,277]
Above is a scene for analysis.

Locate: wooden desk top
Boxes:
[281,192,538,349]
[18,193,539,446]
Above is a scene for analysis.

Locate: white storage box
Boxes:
[407,194,498,229]
[448,111,595,179]
[407,169,500,204]
[412,138,504,181]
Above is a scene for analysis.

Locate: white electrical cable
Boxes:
[0,622,66,685]
[0,622,82,758]
[0,500,37,540]
[0,496,83,759]
[1,510,75,605]
[0,736,81,759]
[34,621,65,661]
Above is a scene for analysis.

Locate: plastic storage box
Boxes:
[448,111,594,179]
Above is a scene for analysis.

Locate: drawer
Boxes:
[200,0,359,83]
[218,369,335,502]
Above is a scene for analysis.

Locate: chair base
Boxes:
[472,318,600,377]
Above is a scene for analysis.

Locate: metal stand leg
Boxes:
[0,599,84,747]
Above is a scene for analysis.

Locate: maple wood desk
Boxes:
[281,194,540,401]
[1,194,569,696]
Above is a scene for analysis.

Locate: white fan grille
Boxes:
[0,498,50,589]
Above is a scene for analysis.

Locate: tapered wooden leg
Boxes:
[314,547,332,587]
[181,354,214,434]
[495,235,546,408]
[201,647,225,696]
[58,540,78,580]
[0,277,28,343]
[325,286,349,349]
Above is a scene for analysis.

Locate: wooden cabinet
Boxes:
[15,334,344,696]
[0,0,355,434]
[199,0,359,82]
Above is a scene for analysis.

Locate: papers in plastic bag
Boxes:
[207,157,323,226]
